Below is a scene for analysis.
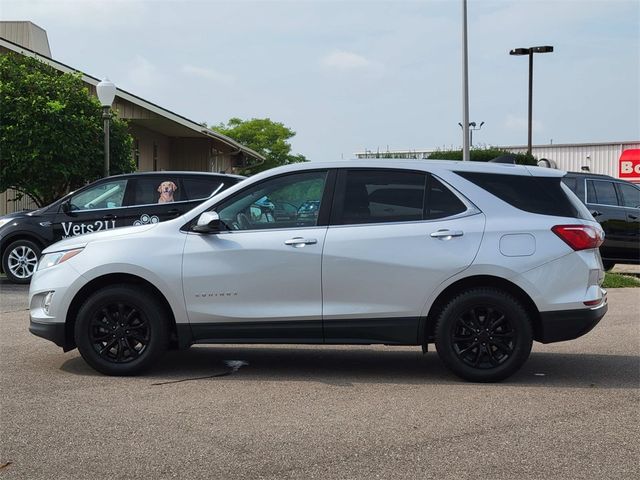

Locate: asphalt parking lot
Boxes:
[1,281,638,480]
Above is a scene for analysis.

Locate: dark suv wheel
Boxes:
[435,288,533,382]
[74,285,169,376]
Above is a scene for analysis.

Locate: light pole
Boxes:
[96,78,116,177]
[509,46,553,156]
[461,0,470,161]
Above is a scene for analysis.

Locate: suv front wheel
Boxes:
[435,288,533,382]
[74,285,169,376]
[2,239,41,284]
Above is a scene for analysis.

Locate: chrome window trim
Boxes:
[327,210,483,230]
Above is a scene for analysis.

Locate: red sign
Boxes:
[619,149,640,183]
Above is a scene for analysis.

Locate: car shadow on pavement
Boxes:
[60,346,640,389]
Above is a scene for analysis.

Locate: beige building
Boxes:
[0,21,263,215]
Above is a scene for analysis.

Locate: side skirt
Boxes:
[187,317,421,346]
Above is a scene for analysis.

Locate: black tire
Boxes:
[2,239,41,284]
[435,288,533,383]
[74,285,169,376]
[602,261,615,271]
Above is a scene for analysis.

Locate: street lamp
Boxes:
[458,121,484,147]
[96,78,116,177]
[509,46,553,156]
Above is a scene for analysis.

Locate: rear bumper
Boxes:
[537,297,608,344]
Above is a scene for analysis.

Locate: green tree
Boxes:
[0,53,134,207]
[213,117,307,174]
[427,147,536,165]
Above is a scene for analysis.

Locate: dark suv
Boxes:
[0,171,243,283]
[562,172,639,270]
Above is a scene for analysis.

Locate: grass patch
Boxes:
[603,272,640,288]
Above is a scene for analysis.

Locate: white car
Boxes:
[29,160,608,382]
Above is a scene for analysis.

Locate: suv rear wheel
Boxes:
[74,286,169,375]
[435,288,533,382]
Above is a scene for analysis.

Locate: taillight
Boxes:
[552,225,604,251]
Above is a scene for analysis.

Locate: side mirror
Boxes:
[193,211,224,233]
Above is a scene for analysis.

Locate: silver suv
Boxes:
[29,160,607,382]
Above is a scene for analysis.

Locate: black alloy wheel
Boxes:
[75,285,169,375]
[451,305,515,369]
[435,288,533,382]
[89,302,151,363]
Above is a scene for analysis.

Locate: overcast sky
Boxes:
[3,0,639,160]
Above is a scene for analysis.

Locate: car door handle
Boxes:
[430,229,464,239]
[629,214,638,220]
[167,208,181,217]
[102,214,117,220]
[284,237,318,247]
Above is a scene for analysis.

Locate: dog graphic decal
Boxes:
[157,181,177,203]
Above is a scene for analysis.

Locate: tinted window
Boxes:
[561,176,578,195]
[182,177,226,200]
[618,183,640,208]
[127,177,182,206]
[216,171,327,230]
[587,180,618,206]
[428,176,466,219]
[69,179,128,210]
[456,172,581,218]
[338,170,426,225]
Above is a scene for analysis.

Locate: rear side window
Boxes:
[456,171,583,218]
[181,177,225,200]
[618,183,640,208]
[586,180,618,206]
[127,177,182,205]
[337,170,426,225]
[427,176,466,219]
[334,170,468,225]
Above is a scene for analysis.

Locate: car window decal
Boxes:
[158,181,178,203]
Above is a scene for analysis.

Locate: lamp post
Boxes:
[461,0,470,161]
[459,121,485,147]
[509,46,553,156]
[96,78,116,177]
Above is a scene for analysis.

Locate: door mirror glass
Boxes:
[193,211,223,233]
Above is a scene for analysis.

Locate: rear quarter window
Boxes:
[456,171,587,219]
[181,177,226,200]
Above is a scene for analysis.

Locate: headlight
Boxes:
[0,218,14,229]
[38,248,84,271]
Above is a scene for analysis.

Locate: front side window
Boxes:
[587,180,618,206]
[69,179,128,210]
[617,183,640,208]
[215,171,328,231]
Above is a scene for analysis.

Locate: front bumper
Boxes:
[29,319,69,349]
[537,295,608,343]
